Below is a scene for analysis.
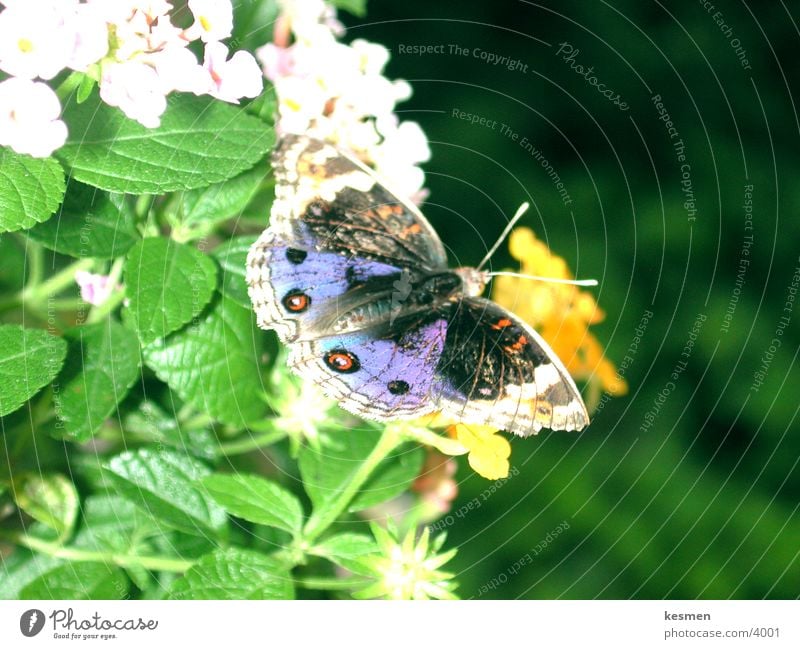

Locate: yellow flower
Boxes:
[451,423,511,480]
[493,227,628,397]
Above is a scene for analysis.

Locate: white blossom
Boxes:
[256,0,431,200]
[186,0,233,43]
[100,60,167,128]
[152,46,210,95]
[0,78,67,157]
[0,1,75,80]
[204,42,263,103]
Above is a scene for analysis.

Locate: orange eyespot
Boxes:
[325,349,361,374]
[282,290,311,313]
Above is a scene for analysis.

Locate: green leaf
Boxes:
[28,182,139,259]
[13,474,79,539]
[310,532,379,575]
[332,0,368,17]
[0,148,65,233]
[203,474,304,535]
[212,235,258,308]
[21,562,129,599]
[123,399,217,459]
[180,164,267,228]
[0,325,67,417]
[76,73,95,103]
[73,494,163,591]
[168,548,294,599]
[299,430,423,517]
[58,92,274,194]
[143,295,267,427]
[53,320,141,442]
[104,447,227,536]
[73,494,162,554]
[124,238,218,343]
[0,550,62,599]
[349,445,425,512]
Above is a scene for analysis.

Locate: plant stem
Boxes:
[400,424,468,456]
[295,575,371,591]
[302,425,403,543]
[8,532,194,573]
[22,259,94,305]
[86,257,126,324]
[55,71,85,103]
[24,237,45,289]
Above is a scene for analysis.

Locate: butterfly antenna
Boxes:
[486,271,598,287]
[476,202,530,270]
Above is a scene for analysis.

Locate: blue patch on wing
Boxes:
[289,318,448,419]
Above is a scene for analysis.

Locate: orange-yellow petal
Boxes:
[452,423,511,480]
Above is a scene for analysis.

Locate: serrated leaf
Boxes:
[28,181,139,259]
[21,562,129,599]
[142,294,267,427]
[310,532,379,575]
[212,235,257,308]
[0,325,67,417]
[181,164,267,227]
[14,474,79,539]
[349,445,425,512]
[203,474,303,535]
[124,238,217,343]
[123,399,217,459]
[104,448,227,536]
[53,320,141,442]
[168,548,293,599]
[0,148,65,233]
[58,92,274,194]
[299,430,422,518]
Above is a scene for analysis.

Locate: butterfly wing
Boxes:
[247,134,447,342]
[433,297,589,435]
[288,316,448,420]
[268,134,447,268]
[247,229,402,342]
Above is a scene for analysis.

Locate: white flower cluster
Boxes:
[0,0,263,157]
[257,0,431,201]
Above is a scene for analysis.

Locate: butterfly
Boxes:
[246,135,589,436]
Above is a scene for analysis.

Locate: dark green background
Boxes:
[338,1,799,598]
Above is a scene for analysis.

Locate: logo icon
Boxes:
[20,609,45,637]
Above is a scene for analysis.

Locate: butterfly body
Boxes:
[247,135,589,435]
